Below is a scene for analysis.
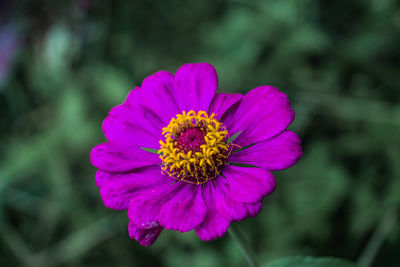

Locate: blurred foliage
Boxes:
[1,0,400,266]
[264,256,355,267]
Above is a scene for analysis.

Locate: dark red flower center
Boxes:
[176,127,206,153]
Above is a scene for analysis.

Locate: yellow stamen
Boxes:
[159,110,232,185]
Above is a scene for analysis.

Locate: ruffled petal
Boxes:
[128,221,163,247]
[95,169,119,187]
[224,165,276,204]
[214,178,262,221]
[90,142,160,172]
[101,70,181,148]
[194,183,230,241]
[133,70,180,124]
[102,90,164,148]
[128,181,182,229]
[158,183,207,233]
[173,63,218,112]
[229,131,302,171]
[208,93,242,120]
[223,86,295,147]
[97,166,169,210]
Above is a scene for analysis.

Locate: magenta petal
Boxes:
[158,184,207,233]
[208,93,242,120]
[214,178,262,221]
[128,181,182,229]
[102,94,164,148]
[128,221,163,247]
[229,131,302,171]
[194,183,230,241]
[90,142,160,172]
[95,170,112,187]
[223,86,295,147]
[224,165,276,204]
[97,166,169,210]
[173,63,218,112]
[134,71,180,124]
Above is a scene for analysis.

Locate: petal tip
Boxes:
[128,221,163,247]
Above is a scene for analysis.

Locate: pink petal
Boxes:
[102,91,164,148]
[214,178,263,221]
[224,165,276,204]
[223,86,295,147]
[194,183,230,241]
[101,70,184,148]
[208,93,242,120]
[128,221,163,246]
[229,131,302,171]
[97,166,169,210]
[158,183,207,233]
[173,63,218,112]
[133,70,180,124]
[128,181,183,229]
[90,142,160,172]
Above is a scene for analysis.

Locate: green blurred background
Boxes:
[1,0,399,266]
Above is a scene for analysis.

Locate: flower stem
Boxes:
[357,207,397,267]
[228,224,259,267]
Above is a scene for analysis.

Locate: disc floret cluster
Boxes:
[158,110,230,184]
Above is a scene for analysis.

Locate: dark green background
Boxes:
[1,0,399,266]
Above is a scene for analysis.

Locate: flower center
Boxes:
[176,127,206,153]
[158,110,231,185]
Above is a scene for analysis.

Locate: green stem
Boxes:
[357,207,397,267]
[228,224,259,267]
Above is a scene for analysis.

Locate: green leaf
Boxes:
[232,143,255,153]
[227,162,259,168]
[140,147,160,154]
[227,131,242,144]
[264,256,356,267]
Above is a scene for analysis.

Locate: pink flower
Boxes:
[91,63,302,246]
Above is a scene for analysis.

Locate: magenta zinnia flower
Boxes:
[90,63,302,246]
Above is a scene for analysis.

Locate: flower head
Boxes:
[90,63,302,246]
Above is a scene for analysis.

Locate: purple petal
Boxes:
[95,170,115,187]
[224,165,276,204]
[223,86,295,147]
[158,183,207,233]
[128,221,163,247]
[128,181,183,229]
[194,183,230,241]
[97,166,169,210]
[208,93,242,120]
[229,131,302,171]
[134,70,180,124]
[102,90,164,148]
[214,178,262,221]
[90,142,160,172]
[173,63,218,112]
